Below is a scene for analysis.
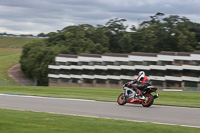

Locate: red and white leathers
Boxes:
[125,71,150,96]
[134,75,150,96]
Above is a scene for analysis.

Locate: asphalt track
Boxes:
[0,94,200,128]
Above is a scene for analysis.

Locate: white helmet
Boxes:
[137,71,145,82]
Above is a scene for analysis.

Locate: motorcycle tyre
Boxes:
[117,93,127,105]
[142,93,154,107]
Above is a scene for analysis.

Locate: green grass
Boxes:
[0,108,199,133]
[0,36,42,48]
[0,48,21,56]
[0,48,21,86]
[154,91,200,107]
[0,86,200,108]
[0,86,120,101]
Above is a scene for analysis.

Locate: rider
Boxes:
[124,71,150,100]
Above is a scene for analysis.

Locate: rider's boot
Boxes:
[139,96,145,100]
[136,89,145,100]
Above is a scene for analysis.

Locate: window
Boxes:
[122,80,131,84]
[93,62,102,65]
[84,79,93,84]
[57,62,66,65]
[158,61,172,66]
[121,70,135,76]
[89,62,102,66]
[149,70,165,76]
[50,78,59,83]
[82,70,93,75]
[192,60,199,66]
[113,71,119,75]
[185,81,197,87]
[100,71,107,75]
[175,60,181,64]
[59,70,66,74]
[88,70,94,75]
[151,81,163,87]
[109,79,119,85]
[71,62,78,65]
[183,60,189,65]
[61,78,70,83]
[72,78,79,83]
[116,61,128,66]
[96,79,106,84]
[80,62,89,65]
[108,70,119,75]
[65,70,70,75]
[104,61,114,65]
[166,81,181,87]
[183,70,199,77]
[130,61,143,66]
[144,61,157,66]
[70,70,81,75]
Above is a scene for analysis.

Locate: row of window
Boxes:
[152,81,197,87]
[50,78,124,85]
[56,60,200,66]
[50,78,198,87]
[57,61,147,66]
[52,69,200,77]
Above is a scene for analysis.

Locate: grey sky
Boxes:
[0,0,200,35]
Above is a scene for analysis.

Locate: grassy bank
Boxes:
[0,36,39,86]
[0,36,42,48]
[0,48,21,86]
[0,108,199,133]
[0,48,21,56]
[0,86,200,108]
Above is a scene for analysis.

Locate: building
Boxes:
[48,51,200,90]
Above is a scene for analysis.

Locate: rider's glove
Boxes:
[123,83,128,87]
[132,79,137,84]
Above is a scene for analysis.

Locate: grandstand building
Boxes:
[48,51,200,90]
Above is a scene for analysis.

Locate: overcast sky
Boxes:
[0,0,200,35]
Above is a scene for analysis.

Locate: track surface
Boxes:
[0,94,200,128]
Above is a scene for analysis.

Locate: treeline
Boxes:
[0,33,48,38]
[20,13,200,85]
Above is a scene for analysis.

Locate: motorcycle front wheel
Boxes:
[117,93,127,105]
[142,93,154,107]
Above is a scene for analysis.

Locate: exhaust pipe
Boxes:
[154,93,159,99]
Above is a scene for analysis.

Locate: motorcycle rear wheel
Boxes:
[117,93,127,105]
[142,93,154,107]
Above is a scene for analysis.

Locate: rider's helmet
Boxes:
[137,71,145,82]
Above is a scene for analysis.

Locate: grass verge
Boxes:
[0,86,200,108]
[0,108,199,133]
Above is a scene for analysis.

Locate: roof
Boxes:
[159,51,190,56]
[56,50,200,60]
[79,53,102,58]
[192,50,200,54]
[130,52,157,57]
[57,54,77,58]
[103,53,128,57]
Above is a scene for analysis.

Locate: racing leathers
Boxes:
[124,76,150,99]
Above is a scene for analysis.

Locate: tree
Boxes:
[105,18,128,52]
[20,40,58,85]
[137,13,198,52]
[37,33,46,37]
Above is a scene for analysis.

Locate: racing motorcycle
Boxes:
[117,85,159,107]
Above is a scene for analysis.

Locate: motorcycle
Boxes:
[117,85,159,107]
